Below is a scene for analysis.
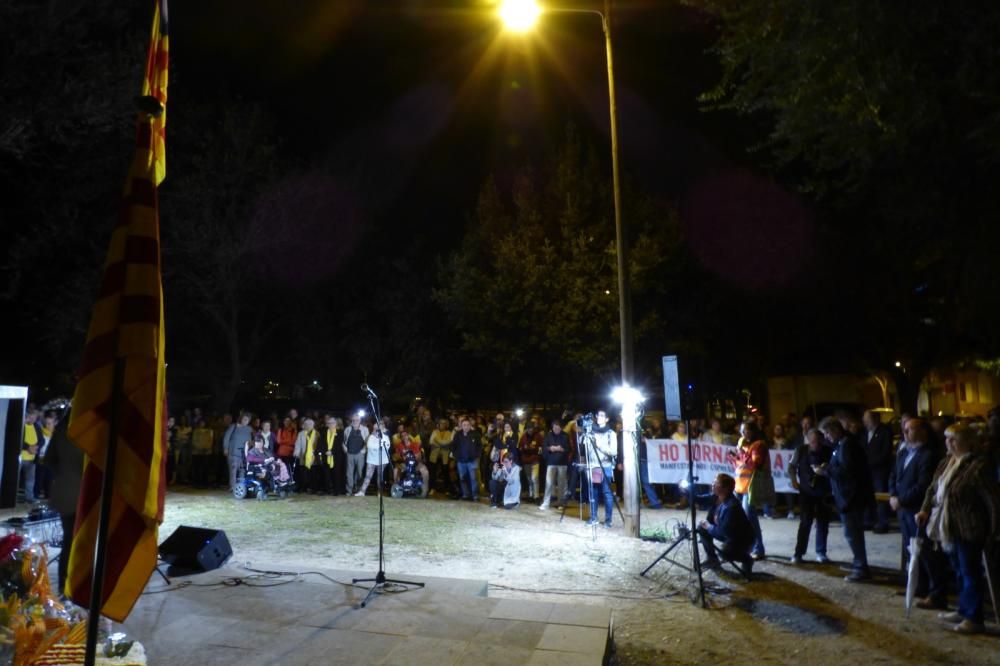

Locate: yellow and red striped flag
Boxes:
[66,0,169,622]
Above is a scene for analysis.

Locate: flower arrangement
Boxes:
[0,533,87,665]
[0,533,148,666]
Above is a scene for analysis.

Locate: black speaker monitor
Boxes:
[159,525,232,572]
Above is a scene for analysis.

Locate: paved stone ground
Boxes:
[120,565,612,665]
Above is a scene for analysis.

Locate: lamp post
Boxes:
[500,0,638,537]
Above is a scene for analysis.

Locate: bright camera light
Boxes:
[499,0,540,32]
[611,384,644,405]
[357,410,366,418]
[679,478,690,491]
[515,408,525,417]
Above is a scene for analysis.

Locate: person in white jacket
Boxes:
[356,424,391,496]
[490,454,522,509]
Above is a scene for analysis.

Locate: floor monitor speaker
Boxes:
[158,525,232,572]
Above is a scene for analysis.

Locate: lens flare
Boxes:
[499,0,540,32]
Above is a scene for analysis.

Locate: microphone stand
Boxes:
[352,385,424,608]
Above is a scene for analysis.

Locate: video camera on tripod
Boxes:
[576,412,594,433]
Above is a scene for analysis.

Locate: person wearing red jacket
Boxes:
[518,423,543,502]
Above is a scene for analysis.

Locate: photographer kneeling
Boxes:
[490,454,521,510]
[697,473,755,576]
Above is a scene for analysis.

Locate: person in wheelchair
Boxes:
[697,473,754,575]
[242,435,291,496]
[392,431,429,498]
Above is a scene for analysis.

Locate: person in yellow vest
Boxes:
[729,420,771,560]
[34,412,56,500]
[293,418,319,491]
[190,418,215,487]
[309,416,337,494]
[21,408,42,503]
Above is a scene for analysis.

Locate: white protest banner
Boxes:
[645,439,797,494]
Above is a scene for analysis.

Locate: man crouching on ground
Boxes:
[697,473,755,576]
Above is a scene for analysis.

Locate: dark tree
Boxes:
[693,0,1000,411]
[436,126,690,401]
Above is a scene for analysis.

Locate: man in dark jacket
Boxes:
[862,410,895,533]
[452,418,482,501]
[889,417,947,609]
[789,428,833,563]
[45,411,82,594]
[698,473,754,576]
[818,417,873,581]
[539,420,570,510]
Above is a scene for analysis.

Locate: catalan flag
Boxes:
[66,0,169,622]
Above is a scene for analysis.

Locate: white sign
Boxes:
[645,439,797,494]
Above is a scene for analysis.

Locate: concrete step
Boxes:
[122,563,613,665]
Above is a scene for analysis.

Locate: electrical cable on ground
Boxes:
[142,564,422,597]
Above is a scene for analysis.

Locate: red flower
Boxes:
[0,534,25,561]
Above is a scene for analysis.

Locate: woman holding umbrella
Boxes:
[917,425,1000,635]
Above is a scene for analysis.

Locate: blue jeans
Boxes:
[638,460,662,508]
[588,465,614,524]
[739,493,765,556]
[456,461,479,499]
[949,539,985,624]
[840,507,869,572]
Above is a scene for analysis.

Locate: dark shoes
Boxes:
[700,558,721,570]
[915,596,948,610]
[750,552,766,561]
[815,554,831,564]
[844,569,872,583]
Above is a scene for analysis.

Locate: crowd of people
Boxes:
[18,401,1000,634]
[695,410,1000,636]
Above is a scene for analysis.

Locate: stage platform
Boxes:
[121,564,614,665]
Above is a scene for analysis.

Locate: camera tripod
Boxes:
[352,384,424,608]
[638,418,707,607]
[559,428,624,537]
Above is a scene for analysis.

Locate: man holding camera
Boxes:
[583,410,618,527]
[697,473,754,575]
[490,453,521,509]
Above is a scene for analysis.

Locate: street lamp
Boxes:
[500,0,637,536]
[498,0,632,386]
[498,0,540,32]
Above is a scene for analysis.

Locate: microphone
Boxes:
[361,383,377,397]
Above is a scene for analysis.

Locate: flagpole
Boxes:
[84,356,125,666]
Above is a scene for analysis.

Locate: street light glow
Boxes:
[499,0,540,32]
[611,384,644,405]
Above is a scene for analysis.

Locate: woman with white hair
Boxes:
[917,425,1000,635]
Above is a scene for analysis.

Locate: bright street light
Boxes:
[499,0,541,32]
[611,384,644,405]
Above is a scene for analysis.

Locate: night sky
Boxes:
[171,1,744,239]
[6,0,996,411]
